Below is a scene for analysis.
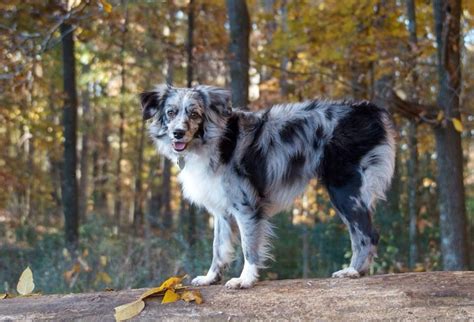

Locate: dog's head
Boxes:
[140,84,231,153]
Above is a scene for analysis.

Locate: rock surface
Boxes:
[0,271,473,321]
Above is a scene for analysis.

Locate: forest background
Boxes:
[0,0,473,294]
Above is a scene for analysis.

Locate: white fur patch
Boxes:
[191,272,219,286]
[178,151,229,212]
[225,262,259,289]
[332,267,360,278]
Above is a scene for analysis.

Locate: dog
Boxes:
[140,84,396,289]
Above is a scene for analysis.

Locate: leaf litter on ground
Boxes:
[114,274,203,321]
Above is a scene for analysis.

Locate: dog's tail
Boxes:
[359,111,396,210]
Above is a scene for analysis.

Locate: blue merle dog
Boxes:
[140,84,396,289]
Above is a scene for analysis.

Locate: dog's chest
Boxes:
[177,159,228,212]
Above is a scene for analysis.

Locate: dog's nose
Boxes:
[173,130,185,139]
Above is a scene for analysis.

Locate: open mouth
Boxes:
[172,141,187,152]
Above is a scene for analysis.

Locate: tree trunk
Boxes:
[405,0,420,269]
[79,65,92,223]
[432,0,469,270]
[186,0,195,88]
[185,0,198,247]
[92,110,110,216]
[60,22,79,252]
[133,120,146,229]
[279,0,289,97]
[161,158,172,229]
[226,0,250,108]
[1,272,472,320]
[407,121,419,268]
[114,0,129,225]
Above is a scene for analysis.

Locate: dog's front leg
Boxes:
[192,214,235,286]
[225,214,273,289]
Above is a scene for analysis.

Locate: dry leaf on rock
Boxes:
[114,299,145,321]
[162,289,180,304]
[139,275,186,300]
[181,290,203,304]
[17,267,35,295]
[0,293,7,300]
[113,274,200,320]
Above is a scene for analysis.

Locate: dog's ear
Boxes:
[195,85,232,116]
[139,84,170,120]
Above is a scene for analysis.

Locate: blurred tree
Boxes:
[405,0,420,269]
[226,0,250,107]
[60,21,79,252]
[114,0,129,226]
[433,0,469,269]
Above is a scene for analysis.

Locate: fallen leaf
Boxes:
[17,267,35,295]
[0,293,7,299]
[139,275,186,300]
[452,118,463,132]
[181,290,203,304]
[162,289,180,304]
[100,255,107,267]
[114,299,145,321]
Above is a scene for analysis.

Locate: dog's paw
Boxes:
[332,267,360,278]
[191,275,217,286]
[225,277,255,289]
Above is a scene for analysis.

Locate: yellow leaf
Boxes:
[100,255,108,267]
[181,290,203,304]
[139,286,167,300]
[162,289,180,304]
[100,272,113,284]
[139,275,186,300]
[95,272,113,285]
[452,118,463,132]
[0,293,7,299]
[64,263,81,283]
[99,0,112,13]
[436,111,444,122]
[160,275,187,289]
[17,267,35,295]
[114,300,145,321]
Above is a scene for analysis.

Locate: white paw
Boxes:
[225,277,255,289]
[191,275,217,286]
[332,267,360,278]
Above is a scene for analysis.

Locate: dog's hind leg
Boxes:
[192,213,236,286]
[225,213,273,289]
[327,171,379,278]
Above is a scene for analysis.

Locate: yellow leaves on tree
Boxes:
[114,275,203,321]
[16,267,35,296]
[99,0,113,13]
[452,118,463,132]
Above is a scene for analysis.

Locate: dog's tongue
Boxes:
[174,142,186,151]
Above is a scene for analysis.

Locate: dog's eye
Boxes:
[190,112,200,119]
[167,110,176,118]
